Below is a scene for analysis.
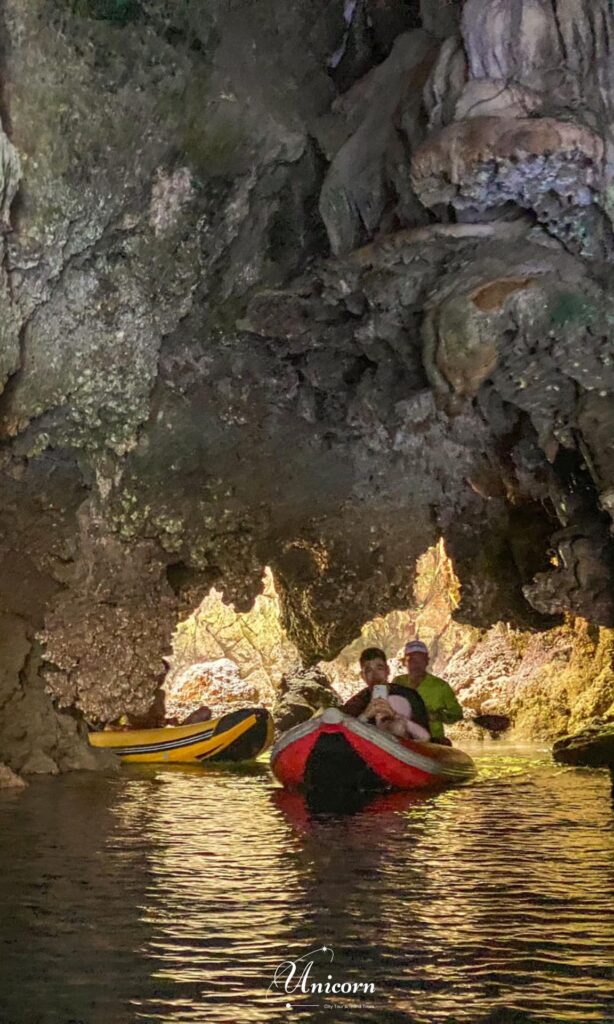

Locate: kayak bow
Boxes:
[89,707,274,764]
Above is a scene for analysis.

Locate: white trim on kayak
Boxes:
[271,708,473,779]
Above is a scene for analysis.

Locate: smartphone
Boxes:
[372,684,389,700]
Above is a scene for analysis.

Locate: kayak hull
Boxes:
[271,708,475,793]
[89,707,274,764]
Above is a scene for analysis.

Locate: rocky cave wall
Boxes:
[1,0,614,771]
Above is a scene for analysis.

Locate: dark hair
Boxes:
[359,647,387,666]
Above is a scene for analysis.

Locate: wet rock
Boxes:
[552,718,614,768]
[272,665,340,733]
[58,734,119,773]
[20,751,59,776]
[472,713,510,735]
[272,697,315,735]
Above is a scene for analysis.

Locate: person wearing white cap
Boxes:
[391,640,463,744]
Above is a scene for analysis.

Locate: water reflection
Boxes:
[0,748,612,1023]
[0,772,155,1024]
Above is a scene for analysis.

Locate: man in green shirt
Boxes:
[392,640,463,744]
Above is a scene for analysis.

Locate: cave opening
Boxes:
[162,541,614,745]
[163,559,442,726]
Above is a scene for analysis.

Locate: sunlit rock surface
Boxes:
[1,0,614,768]
[166,658,260,722]
[166,568,296,711]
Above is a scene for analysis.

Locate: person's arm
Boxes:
[440,681,463,725]
[341,688,370,718]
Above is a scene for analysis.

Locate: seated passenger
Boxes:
[342,647,431,742]
[391,639,463,745]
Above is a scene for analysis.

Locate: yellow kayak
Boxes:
[89,707,274,764]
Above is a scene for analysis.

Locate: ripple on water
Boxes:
[0,747,612,1024]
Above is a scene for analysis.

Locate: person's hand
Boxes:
[360,697,394,723]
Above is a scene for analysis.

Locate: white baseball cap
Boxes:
[404,640,429,656]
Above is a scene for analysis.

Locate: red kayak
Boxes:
[270,708,475,793]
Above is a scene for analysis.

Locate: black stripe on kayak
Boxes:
[109,708,269,759]
[109,726,216,756]
[109,707,261,756]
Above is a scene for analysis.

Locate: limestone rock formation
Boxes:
[1,0,614,769]
[166,658,260,722]
[318,29,437,255]
[0,763,27,789]
[411,117,610,259]
[272,665,340,734]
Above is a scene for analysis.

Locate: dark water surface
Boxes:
[0,746,612,1024]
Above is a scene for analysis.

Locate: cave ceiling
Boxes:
[0,0,614,722]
